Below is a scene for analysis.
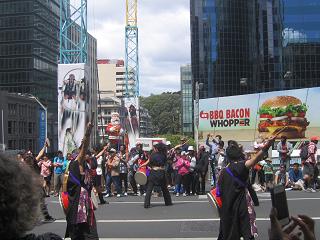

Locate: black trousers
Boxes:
[176,173,191,195]
[119,173,128,193]
[190,171,199,194]
[199,171,207,194]
[144,169,172,207]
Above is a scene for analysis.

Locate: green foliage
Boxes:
[140,92,182,135]
[157,134,196,149]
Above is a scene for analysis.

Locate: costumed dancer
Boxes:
[217,136,275,240]
[65,122,99,240]
[143,142,172,208]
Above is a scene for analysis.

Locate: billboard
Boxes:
[124,97,140,150]
[198,87,320,142]
[58,64,90,156]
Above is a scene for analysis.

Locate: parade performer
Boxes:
[65,122,99,240]
[105,112,125,149]
[143,142,172,208]
[217,136,275,240]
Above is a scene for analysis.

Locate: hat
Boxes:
[265,158,272,162]
[181,151,187,156]
[311,136,319,141]
[188,146,194,151]
[180,137,187,142]
[109,148,116,153]
[136,141,143,146]
[166,141,171,146]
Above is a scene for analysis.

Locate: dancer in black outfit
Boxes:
[143,143,172,208]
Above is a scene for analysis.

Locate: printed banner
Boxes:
[124,97,140,150]
[38,108,46,152]
[58,64,90,156]
[198,87,320,141]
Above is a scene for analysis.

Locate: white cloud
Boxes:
[87,0,190,96]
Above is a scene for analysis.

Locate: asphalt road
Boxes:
[33,191,320,239]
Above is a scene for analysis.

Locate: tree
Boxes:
[140,92,181,135]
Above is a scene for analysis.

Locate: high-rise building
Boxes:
[282,0,320,89]
[191,0,320,99]
[97,59,136,98]
[181,64,193,136]
[0,0,59,150]
[191,0,285,98]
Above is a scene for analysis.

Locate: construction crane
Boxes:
[60,0,88,64]
[125,0,139,97]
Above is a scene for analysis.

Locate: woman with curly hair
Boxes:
[0,154,62,240]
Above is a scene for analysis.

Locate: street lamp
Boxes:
[28,94,47,149]
[195,81,203,152]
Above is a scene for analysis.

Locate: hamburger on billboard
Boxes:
[258,96,309,139]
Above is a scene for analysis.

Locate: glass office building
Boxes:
[0,0,59,149]
[0,0,59,107]
[181,64,193,136]
[191,0,282,98]
[282,0,320,89]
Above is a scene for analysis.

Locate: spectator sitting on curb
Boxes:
[289,163,305,190]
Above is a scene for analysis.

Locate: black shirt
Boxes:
[150,152,166,167]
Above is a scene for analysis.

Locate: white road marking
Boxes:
[65,238,217,240]
[54,217,320,223]
[50,197,320,204]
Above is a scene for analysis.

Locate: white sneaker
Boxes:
[105,193,110,198]
[117,194,121,197]
[124,192,128,196]
[311,189,316,193]
[183,193,187,197]
[176,193,179,197]
[137,192,141,196]
[143,193,146,196]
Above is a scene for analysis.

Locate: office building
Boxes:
[181,64,193,136]
[191,0,284,98]
[97,59,136,98]
[0,91,46,152]
[0,0,59,150]
[282,0,320,89]
[139,107,153,137]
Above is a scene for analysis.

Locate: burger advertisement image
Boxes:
[198,87,320,142]
[258,96,309,139]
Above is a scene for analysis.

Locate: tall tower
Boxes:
[60,0,88,64]
[125,0,139,97]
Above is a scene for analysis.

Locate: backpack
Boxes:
[300,144,309,160]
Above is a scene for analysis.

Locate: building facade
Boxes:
[181,64,193,136]
[139,107,153,137]
[0,91,45,152]
[97,59,136,98]
[191,0,320,99]
[282,0,320,89]
[0,0,59,150]
[190,0,284,99]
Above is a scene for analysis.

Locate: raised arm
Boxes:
[245,136,275,169]
[76,122,94,167]
[36,140,48,161]
[96,144,109,159]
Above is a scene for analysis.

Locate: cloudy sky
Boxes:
[87,0,191,96]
